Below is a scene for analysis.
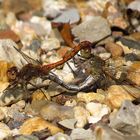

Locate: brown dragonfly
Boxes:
[4,22,140,101]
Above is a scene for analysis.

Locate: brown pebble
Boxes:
[105,42,123,58]
[0,29,20,43]
[127,62,140,86]
[19,117,63,135]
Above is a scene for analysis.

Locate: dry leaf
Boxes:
[52,22,75,48]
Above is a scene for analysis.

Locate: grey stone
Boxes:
[128,0,140,12]
[70,128,95,140]
[94,124,140,140]
[53,8,80,24]
[58,119,77,130]
[15,135,39,140]
[47,132,71,140]
[72,16,111,42]
[109,100,140,135]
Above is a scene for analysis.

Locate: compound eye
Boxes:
[7,66,18,82]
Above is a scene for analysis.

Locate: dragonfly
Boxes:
[3,22,140,102]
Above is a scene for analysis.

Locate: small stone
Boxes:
[128,0,140,12]
[130,32,140,41]
[105,85,134,109]
[86,102,110,124]
[105,42,123,58]
[98,52,111,60]
[0,122,11,139]
[72,16,111,42]
[54,94,74,105]
[0,108,5,121]
[77,92,105,103]
[19,117,63,135]
[103,2,128,29]
[127,62,140,86]
[94,124,125,140]
[58,119,77,130]
[39,102,74,121]
[0,39,27,68]
[70,128,95,140]
[74,106,90,128]
[7,113,28,129]
[47,132,71,140]
[30,16,51,36]
[15,100,26,110]
[109,100,140,135]
[2,0,31,14]
[53,8,80,24]
[64,99,77,107]
[31,128,51,140]
[116,37,140,50]
[14,135,39,140]
[41,38,60,51]
[42,0,67,18]
[0,83,27,106]
[0,29,20,43]
[117,41,132,54]
[2,0,42,14]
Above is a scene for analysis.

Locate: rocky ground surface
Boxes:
[0,0,139,140]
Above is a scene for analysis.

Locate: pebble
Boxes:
[2,0,31,14]
[77,92,105,103]
[13,135,39,140]
[98,52,111,60]
[105,85,134,109]
[0,122,11,139]
[86,102,110,124]
[109,100,140,135]
[103,2,128,29]
[64,99,77,107]
[0,108,5,121]
[0,39,27,68]
[41,38,60,51]
[14,100,26,110]
[72,16,111,42]
[74,106,90,128]
[128,0,140,12]
[30,16,51,36]
[47,132,71,140]
[94,124,125,140]
[39,102,74,121]
[105,42,123,58]
[70,128,95,140]
[127,62,140,86]
[0,83,27,106]
[53,8,80,24]
[0,29,20,43]
[58,119,77,130]
[19,117,63,135]
[42,0,67,18]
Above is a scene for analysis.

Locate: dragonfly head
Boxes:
[7,66,18,82]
